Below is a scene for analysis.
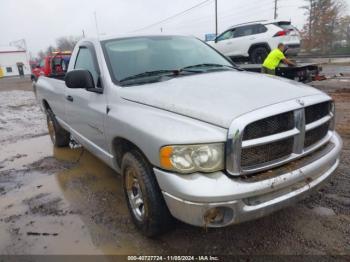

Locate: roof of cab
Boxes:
[96,33,194,42]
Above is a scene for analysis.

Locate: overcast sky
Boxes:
[0,0,349,56]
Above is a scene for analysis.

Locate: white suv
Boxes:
[208,21,301,63]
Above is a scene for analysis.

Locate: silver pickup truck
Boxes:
[35,35,342,237]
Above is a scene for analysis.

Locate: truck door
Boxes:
[229,25,257,57]
[65,43,108,152]
[229,24,268,57]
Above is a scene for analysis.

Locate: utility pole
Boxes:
[215,0,218,36]
[309,0,313,42]
[274,0,278,20]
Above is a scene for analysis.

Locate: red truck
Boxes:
[32,51,71,81]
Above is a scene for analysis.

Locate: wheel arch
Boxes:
[112,137,152,169]
[42,99,51,112]
[248,42,271,55]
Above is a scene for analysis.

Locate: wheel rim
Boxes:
[125,167,145,221]
[256,51,267,63]
[47,116,56,144]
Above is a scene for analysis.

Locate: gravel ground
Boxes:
[0,76,349,256]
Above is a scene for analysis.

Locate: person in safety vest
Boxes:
[261,43,296,75]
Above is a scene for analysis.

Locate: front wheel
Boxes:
[46,108,70,147]
[121,150,174,237]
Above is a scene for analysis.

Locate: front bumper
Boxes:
[154,133,342,227]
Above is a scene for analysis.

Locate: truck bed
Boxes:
[240,63,320,83]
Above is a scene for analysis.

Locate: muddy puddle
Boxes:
[0,136,51,171]
[1,136,349,256]
[0,136,162,255]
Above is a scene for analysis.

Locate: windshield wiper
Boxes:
[119,64,241,85]
[181,63,238,71]
[119,70,180,83]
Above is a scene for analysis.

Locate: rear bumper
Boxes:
[154,133,342,227]
[285,44,300,56]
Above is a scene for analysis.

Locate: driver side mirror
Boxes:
[65,69,95,89]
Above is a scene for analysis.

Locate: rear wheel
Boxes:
[121,150,174,237]
[250,47,269,64]
[46,108,70,147]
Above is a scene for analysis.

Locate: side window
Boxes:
[254,24,267,34]
[216,30,234,42]
[74,47,98,85]
[233,25,255,38]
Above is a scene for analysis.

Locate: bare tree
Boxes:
[36,35,82,60]
[301,0,317,50]
[335,15,350,44]
[37,50,46,60]
[301,0,346,53]
[46,45,55,55]
[56,36,81,51]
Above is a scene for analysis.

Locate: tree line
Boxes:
[36,36,82,61]
[301,0,350,54]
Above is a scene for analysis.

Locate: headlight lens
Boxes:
[160,143,224,173]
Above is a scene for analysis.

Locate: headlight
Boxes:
[160,143,224,174]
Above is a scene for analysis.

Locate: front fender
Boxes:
[104,99,227,168]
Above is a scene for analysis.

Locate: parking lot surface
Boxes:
[0,73,349,255]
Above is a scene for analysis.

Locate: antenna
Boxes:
[215,0,218,36]
[94,11,100,37]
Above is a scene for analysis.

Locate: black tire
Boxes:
[46,108,70,147]
[250,47,269,64]
[121,150,174,237]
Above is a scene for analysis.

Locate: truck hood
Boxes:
[119,71,323,128]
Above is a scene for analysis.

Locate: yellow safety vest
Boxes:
[262,48,286,70]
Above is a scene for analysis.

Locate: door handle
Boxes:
[66,95,74,102]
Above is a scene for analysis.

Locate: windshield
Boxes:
[102,36,233,84]
[276,22,296,31]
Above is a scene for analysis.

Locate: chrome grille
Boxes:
[243,112,294,140]
[241,137,293,167]
[226,97,334,176]
[304,121,330,148]
[305,101,330,124]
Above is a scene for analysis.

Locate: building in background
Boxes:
[0,46,30,78]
